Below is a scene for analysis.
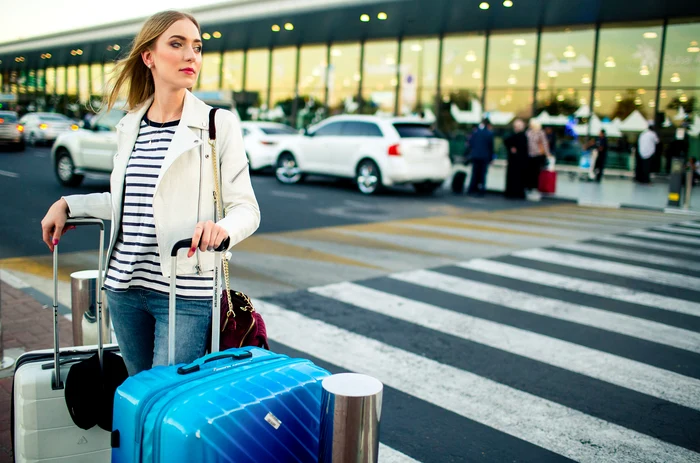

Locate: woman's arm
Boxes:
[62,193,112,220]
[215,110,261,250]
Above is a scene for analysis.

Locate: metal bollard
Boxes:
[319,373,383,463]
[70,270,111,346]
[684,166,693,210]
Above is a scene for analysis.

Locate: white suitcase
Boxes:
[12,218,120,462]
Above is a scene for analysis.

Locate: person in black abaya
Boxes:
[504,119,529,199]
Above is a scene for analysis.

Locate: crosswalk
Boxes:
[256,213,700,462]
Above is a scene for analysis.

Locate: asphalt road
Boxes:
[0,144,534,259]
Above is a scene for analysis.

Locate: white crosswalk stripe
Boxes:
[251,209,700,462]
[310,281,700,410]
[679,221,700,229]
[594,235,700,257]
[552,242,700,272]
[513,248,700,290]
[259,301,700,463]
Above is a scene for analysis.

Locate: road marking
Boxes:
[514,248,700,291]
[553,242,700,272]
[627,230,700,245]
[392,269,700,354]
[397,216,558,237]
[270,190,309,200]
[654,225,700,237]
[342,222,509,246]
[311,281,700,411]
[257,300,700,463]
[378,444,420,463]
[679,221,700,229]
[593,235,700,257]
[460,259,700,318]
[0,270,29,289]
[0,169,19,178]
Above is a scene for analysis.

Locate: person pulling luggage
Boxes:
[40,10,261,376]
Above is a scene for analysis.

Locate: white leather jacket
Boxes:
[63,90,260,278]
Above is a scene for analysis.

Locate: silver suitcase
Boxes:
[12,218,121,463]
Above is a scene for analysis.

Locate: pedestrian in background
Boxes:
[467,118,494,197]
[593,129,608,182]
[504,119,528,199]
[40,10,260,376]
[526,119,550,201]
[637,124,659,184]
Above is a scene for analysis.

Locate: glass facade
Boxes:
[4,19,699,167]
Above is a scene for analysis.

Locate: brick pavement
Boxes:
[0,281,73,463]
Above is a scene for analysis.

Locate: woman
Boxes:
[40,11,260,375]
[504,119,528,199]
[525,119,551,201]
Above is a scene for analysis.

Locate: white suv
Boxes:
[274,115,451,195]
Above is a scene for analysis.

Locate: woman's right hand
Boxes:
[41,198,74,252]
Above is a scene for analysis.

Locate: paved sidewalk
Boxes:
[0,282,73,463]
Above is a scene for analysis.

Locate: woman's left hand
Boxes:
[188,220,229,258]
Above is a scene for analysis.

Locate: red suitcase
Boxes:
[538,170,556,194]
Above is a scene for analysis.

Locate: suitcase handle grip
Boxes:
[66,217,105,230]
[177,351,253,375]
[171,237,230,256]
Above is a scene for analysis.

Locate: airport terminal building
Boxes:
[0,0,698,166]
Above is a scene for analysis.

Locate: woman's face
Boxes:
[144,19,202,91]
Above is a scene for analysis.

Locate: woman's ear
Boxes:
[142,50,153,69]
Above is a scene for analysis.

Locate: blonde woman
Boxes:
[525,119,551,200]
[40,11,260,375]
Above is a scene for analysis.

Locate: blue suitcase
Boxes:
[111,239,331,462]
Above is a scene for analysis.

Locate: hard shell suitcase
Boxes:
[12,218,122,462]
[538,169,557,194]
[111,239,331,463]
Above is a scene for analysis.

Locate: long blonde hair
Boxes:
[104,10,200,111]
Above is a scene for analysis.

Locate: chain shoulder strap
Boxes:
[208,109,236,321]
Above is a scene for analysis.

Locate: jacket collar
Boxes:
[116,90,210,134]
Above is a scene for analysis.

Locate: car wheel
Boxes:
[14,140,25,152]
[55,150,84,187]
[275,152,304,184]
[413,181,443,195]
[356,159,382,195]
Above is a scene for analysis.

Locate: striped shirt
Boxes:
[104,116,214,299]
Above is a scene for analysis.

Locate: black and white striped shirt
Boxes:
[104,116,214,299]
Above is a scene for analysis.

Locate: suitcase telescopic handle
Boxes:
[168,237,231,365]
[52,217,106,390]
[177,350,253,375]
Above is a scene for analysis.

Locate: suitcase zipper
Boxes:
[150,357,300,462]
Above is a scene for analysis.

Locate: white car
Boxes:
[51,109,125,186]
[19,112,79,146]
[274,115,451,195]
[240,121,299,171]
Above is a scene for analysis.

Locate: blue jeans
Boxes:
[106,288,211,376]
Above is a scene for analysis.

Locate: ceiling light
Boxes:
[680,94,688,103]
[213,31,222,39]
[643,32,657,39]
[272,24,280,32]
[615,93,622,102]
[688,41,700,53]
[507,75,517,85]
[660,91,667,98]
[77,49,83,55]
[472,70,482,79]
[604,57,616,68]
[71,50,77,56]
[637,89,646,94]
[513,38,526,46]
[670,73,681,83]
[548,71,558,78]
[563,46,576,58]
[331,48,342,57]
[579,98,587,105]
[639,66,649,76]
[284,23,294,30]
[557,94,565,102]
[360,14,370,22]
[509,62,520,70]
[377,12,388,20]
[479,2,490,10]
[411,44,423,52]
[503,0,513,7]
[634,97,642,105]
[581,74,591,84]
[648,100,656,108]
[113,44,121,51]
[202,33,211,40]
[465,51,477,62]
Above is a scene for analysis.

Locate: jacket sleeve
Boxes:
[215,110,261,250]
[62,193,113,220]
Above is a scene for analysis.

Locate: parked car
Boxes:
[240,121,299,171]
[51,109,125,186]
[0,111,25,151]
[19,112,79,146]
[273,115,451,195]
